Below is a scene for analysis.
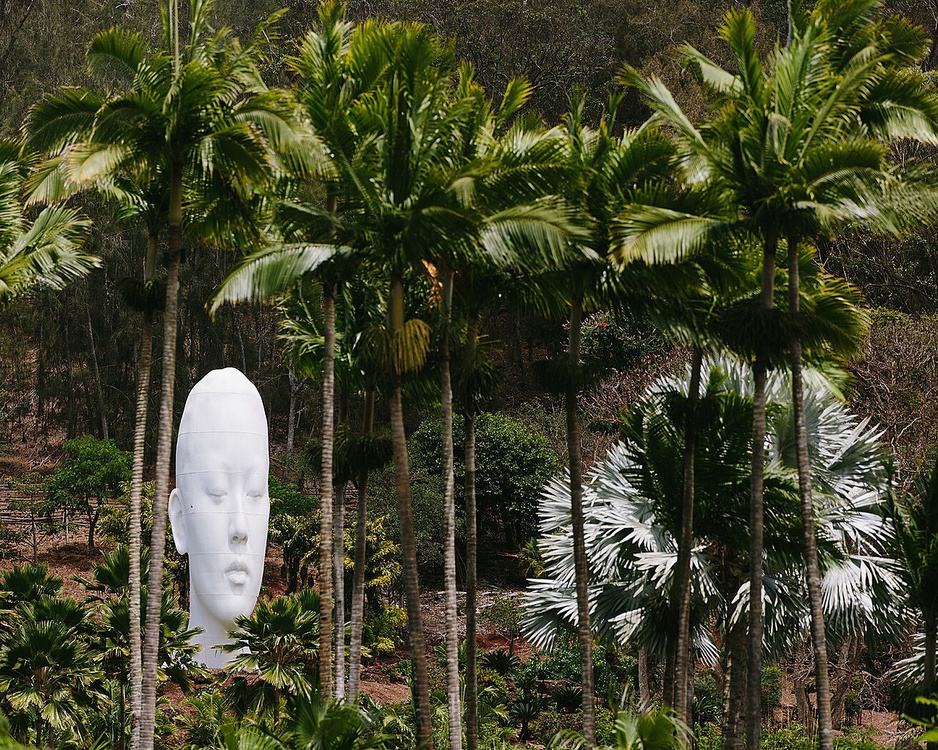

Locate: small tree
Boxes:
[45,436,130,552]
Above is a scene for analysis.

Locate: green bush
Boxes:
[477,668,512,705]
[362,604,406,659]
[762,665,784,713]
[694,675,723,725]
[762,726,814,750]
[834,736,887,750]
[269,478,315,517]
[581,310,669,372]
[531,708,581,744]
[409,411,561,545]
[695,722,722,750]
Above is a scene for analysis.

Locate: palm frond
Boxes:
[210,243,351,314]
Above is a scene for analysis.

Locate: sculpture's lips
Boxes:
[225,560,249,585]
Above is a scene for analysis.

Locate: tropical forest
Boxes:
[2,1,938,750]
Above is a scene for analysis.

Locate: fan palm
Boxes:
[524,357,898,750]
[224,592,321,728]
[622,4,938,746]
[0,595,107,749]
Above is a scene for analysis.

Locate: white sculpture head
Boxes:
[168,367,270,669]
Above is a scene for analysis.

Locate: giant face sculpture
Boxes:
[168,368,270,669]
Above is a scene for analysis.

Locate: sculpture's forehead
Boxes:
[176,432,269,477]
[176,368,269,478]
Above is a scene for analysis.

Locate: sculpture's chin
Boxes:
[195,592,259,626]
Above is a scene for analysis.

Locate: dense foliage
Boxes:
[3,2,938,750]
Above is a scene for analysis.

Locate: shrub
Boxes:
[480,596,524,655]
[581,310,668,372]
[762,665,784,714]
[531,708,581,744]
[363,605,406,659]
[552,684,582,712]
[409,411,561,546]
[269,478,315,517]
[762,726,814,750]
[695,722,722,750]
[694,675,723,726]
[482,649,520,676]
[477,668,512,705]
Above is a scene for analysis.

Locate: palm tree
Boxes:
[26,5,301,748]
[210,4,390,698]
[0,148,95,302]
[623,5,938,746]
[213,11,582,744]
[531,94,688,742]
[277,275,392,703]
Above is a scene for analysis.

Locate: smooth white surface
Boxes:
[169,368,270,669]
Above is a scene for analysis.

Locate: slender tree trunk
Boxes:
[786,236,833,750]
[348,384,376,702]
[140,170,183,750]
[320,282,336,698]
[725,616,749,750]
[286,370,299,457]
[439,268,463,750]
[567,289,596,744]
[672,347,703,725]
[334,480,347,700]
[747,235,776,750]
[86,296,108,440]
[464,309,481,750]
[830,637,859,730]
[129,231,157,750]
[389,272,433,748]
[87,504,99,552]
[638,647,650,706]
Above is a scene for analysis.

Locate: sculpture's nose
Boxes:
[230,501,249,547]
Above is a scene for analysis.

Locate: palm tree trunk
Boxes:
[725,615,749,750]
[464,309,481,750]
[348,384,376,703]
[787,235,833,750]
[85,296,108,440]
[286,370,300,457]
[320,281,336,699]
[389,271,433,748]
[567,289,596,744]
[747,234,777,750]
[334,480,347,699]
[672,346,703,725]
[128,320,150,736]
[636,648,649,706]
[140,171,183,750]
[128,230,157,750]
[440,267,463,750]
